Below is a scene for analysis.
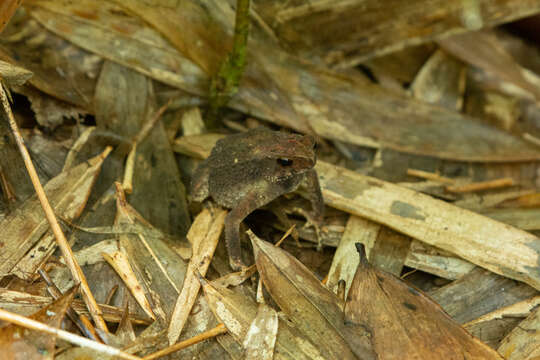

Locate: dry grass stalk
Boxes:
[0,83,109,332]
[0,308,140,360]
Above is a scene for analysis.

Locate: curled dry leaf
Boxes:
[249,230,376,360]
[345,244,502,359]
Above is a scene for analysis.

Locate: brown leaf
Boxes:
[0,285,77,360]
[255,0,540,68]
[249,231,375,360]
[344,244,502,359]
[0,0,22,34]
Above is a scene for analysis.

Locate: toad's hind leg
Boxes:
[225,191,275,270]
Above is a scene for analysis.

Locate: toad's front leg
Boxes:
[225,191,275,270]
[302,169,325,249]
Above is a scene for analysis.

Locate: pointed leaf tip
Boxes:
[355,242,369,266]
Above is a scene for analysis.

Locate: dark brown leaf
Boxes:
[344,244,502,359]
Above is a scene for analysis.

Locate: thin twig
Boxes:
[143,324,227,360]
[0,308,140,360]
[406,168,455,184]
[0,83,109,332]
[446,177,515,193]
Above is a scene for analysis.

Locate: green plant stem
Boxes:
[207,0,251,128]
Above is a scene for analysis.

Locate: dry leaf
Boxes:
[250,230,375,360]
[243,304,279,360]
[345,244,502,359]
[0,148,110,278]
[0,60,32,87]
[168,207,226,344]
[0,286,77,360]
[200,276,326,360]
[27,0,207,95]
[0,0,22,34]
[254,0,540,67]
[102,250,156,321]
[0,288,152,325]
[28,0,540,161]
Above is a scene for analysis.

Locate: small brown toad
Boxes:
[190,127,324,270]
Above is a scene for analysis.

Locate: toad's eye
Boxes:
[277,158,293,166]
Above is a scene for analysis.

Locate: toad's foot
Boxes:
[297,208,326,251]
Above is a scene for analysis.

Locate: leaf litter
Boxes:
[2,1,540,359]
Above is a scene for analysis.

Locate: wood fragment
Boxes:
[369,227,411,276]
[465,296,540,328]
[405,240,475,280]
[498,305,540,359]
[326,216,379,297]
[430,268,537,324]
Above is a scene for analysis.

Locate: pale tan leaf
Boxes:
[200,277,326,360]
[243,304,278,360]
[168,207,226,344]
[102,251,156,320]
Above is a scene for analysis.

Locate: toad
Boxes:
[190,127,324,270]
